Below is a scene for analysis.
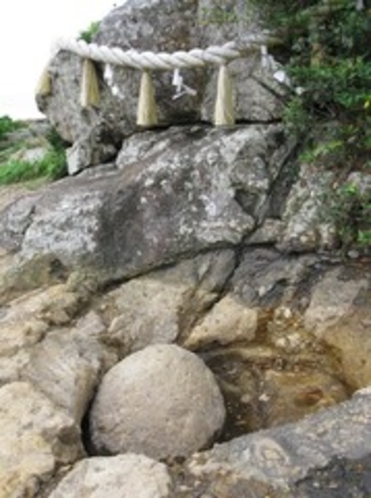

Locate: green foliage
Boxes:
[79,21,100,43]
[0,116,22,141]
[256,0,371,248]
[326,182,371,248]
[0,126,67,185]
[0,149,67,185]
[257,0,371,160]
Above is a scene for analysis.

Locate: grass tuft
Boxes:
[0,149,67,185]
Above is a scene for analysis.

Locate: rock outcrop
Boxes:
[0,1,370,496]
[37,0,285,173]
[0,124,293,281]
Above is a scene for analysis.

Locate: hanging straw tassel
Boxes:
[214,64,235,126]
[137,70,158,127]
[80,58,100,109]
[35,66,52,97]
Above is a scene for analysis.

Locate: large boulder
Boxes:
[0,125,288,282]
[182,388,371,494]
[36,0,285,172]
[89,344,226,459]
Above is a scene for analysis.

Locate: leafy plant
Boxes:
[255,0,371,164]
[326,182,371,248]
[79,21,100,43]
[251,0,371,249]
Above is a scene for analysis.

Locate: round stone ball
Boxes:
[89,344,225,460]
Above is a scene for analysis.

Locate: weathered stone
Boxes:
[171,463,280,498]
[0,269,93,338]
[0,254,68,305]
[0,382,83,498]
[185,388,371,490]
[231,248,317,307]
[0,350,30,386]
[322,319,371,391]
[304,268,368,336]
[0,193,38,252]
[0,285,70,358]
[37,0,284,162]
[105,250,235,354]
[294,453,371,498]
[49,454,173,498]
[277,164,338,252]
[0,276,108,396]
[303,267,371,390]
[66,134,117,175]
[90,344,226,459]
[0,125,286,281]
[247,218,285,245]
[23,312,116,423]
[0,313,47,358]
[184,295,258,350]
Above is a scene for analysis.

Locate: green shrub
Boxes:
[79,21,100,43]
[326,181,371,249]
[255,0,371,161]
[254,0,371,248]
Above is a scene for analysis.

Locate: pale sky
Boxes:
[0,0,119,119]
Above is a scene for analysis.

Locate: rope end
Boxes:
[214,64,235,126]
[35,67,52,97]
[137,70,158,127]
[80,58,100,109]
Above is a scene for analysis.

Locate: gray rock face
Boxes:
[185,388,371,490]
[304,268,368,336]
[49,454,173,498]
[0,125,287,281]
[304,267,371,390]
[230,247,317,307]
[90,344,226,459]
[277,163,337,252]
[37,0,285,171]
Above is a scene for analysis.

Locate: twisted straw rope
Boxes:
[36,34,279,127]
[54,34,273,70]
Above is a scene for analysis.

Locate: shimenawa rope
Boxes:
[36,35,278,127]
